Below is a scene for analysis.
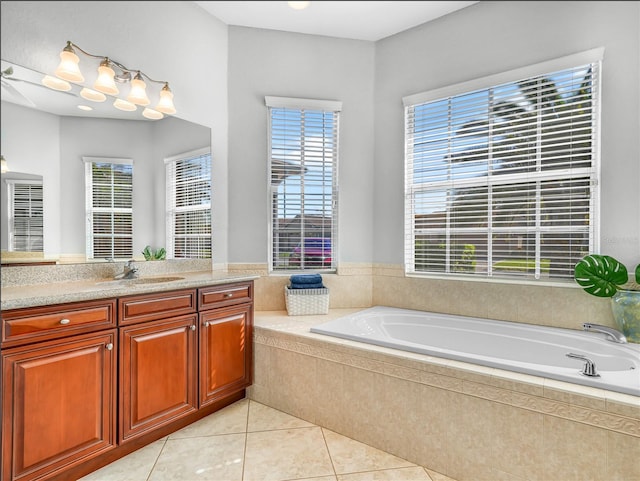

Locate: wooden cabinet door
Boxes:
[119,314,198,443]
[199,303,253,407]
[1,330,117,481]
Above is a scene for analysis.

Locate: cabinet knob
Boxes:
[106,343,113,351]
[59,318,71,325]
[190,325,196,331]
[224,293,233,298]
[203,321,210,327]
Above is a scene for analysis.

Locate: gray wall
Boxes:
[227,27,375,265]
[374,0,640,267]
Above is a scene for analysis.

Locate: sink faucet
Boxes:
[582,323,627,344]
[115,260,139,280]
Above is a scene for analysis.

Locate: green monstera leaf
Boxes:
[574,254,628,297]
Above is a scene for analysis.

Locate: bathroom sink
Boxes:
[95,276,185,287]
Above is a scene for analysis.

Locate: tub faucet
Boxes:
[115,260,139,280]
[566,353,600,377]
[582,323,627,344]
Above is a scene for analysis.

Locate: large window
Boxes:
[6,179,43,252]
[165,148,212,259]
[266,96,341,271]
[84,157,133,260]
[404,49,602,281]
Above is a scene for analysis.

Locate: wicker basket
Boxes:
[285,286,330,316]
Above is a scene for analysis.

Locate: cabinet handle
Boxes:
[224,293,233,298]
[203,321,210,327]
[190,325,196,331]
[106,343,113,351]
[59,318,71,325]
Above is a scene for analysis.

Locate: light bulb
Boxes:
[54,43,84,83]
[80,88,106,102]
[94,60,119,96]
[127,72,150,106]
[155,83,176,115]
[42,75,71,91]
[1,155,7,174]
[142,108,163,120]
[113,98,137,112]
[288,1,310,10]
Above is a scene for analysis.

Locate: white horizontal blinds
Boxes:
[9,181,43,252]
[268,98,339,271]
[405,60,599,281]
[85,159,133,260]
[165,149,212,259]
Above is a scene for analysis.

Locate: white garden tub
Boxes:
[310,306,640,396]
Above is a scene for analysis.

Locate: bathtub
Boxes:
[310,306,640,396]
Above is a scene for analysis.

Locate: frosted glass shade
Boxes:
[127,74,150,106]
[94,63,119,96]
[80,88,106,102]
[155,84,176,115]
[142,108,163,120]
[55,49,84,83]
[42,75,71,91]
[113,98,137,111]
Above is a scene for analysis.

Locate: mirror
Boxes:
[1,59,212,264]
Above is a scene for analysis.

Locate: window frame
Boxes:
[84,156,133,261]
[402,48,603,284]
[164,147,212,260]
[266,96,342,273]
[5,178,44,252]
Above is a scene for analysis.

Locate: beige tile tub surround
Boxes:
[249,310,640,481]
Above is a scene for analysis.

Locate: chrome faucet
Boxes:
[582,323,627,344]
[115,260,139,280]
[566,353,600,377]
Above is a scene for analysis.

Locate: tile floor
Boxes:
[79,398,458,481]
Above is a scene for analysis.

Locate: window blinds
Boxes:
[8,180,43,252]
[165,148,212,259]
[85,158,133,260]
[404,55,600,281]
[267,97,340,271]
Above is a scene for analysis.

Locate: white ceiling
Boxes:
[195,1,479,41]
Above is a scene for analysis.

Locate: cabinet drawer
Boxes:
[119,289,197,325]
[199,282,253,311]
[2,299,116,347]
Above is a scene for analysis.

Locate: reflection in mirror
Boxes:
[1,171,43,255]
[0,59,212,265]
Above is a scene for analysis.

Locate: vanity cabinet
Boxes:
[118,290,198,443]
[199,282,253,407]
[1,279,254,481]
[1,302,117,481]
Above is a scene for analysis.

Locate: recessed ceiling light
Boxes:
[77,105,93,111]
[288,1,310,10]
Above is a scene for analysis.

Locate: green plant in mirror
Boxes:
[142,246,166,261]
[575,254,640,342]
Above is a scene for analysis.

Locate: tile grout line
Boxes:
[145,436,169,481]
[320,427,339,479]
[242,400,252,481]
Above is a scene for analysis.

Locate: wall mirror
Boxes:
[1,59,212,265]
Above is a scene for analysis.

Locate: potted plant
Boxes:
[574,254,640,342]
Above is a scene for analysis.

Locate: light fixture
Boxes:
[42,75,71,91]
[155,83,176,115]
[94,59,119,96]
[113,98,137,112]
[127,72,150,106]
[142,108,163,120]
[80,88,106,102]
[54,41,84,82]
[288,1,310,10]
[77,105,93,111]
[1,155,7,174]
[46,41,177,118]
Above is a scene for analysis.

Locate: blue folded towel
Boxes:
[289,282,325,290]
[290,274,323,284]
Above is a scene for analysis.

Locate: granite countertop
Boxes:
[1,271,259,310]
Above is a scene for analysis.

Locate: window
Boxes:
[165,148,212,259]
[84,157,133,260]
[266,96,341,271]
[6,179,43,252]
[403,49,602,281]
